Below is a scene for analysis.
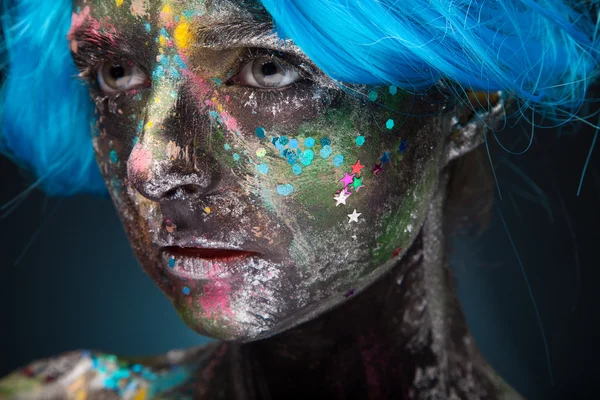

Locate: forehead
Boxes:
[73,0,270,21]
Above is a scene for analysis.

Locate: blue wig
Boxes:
[1,0,598,195]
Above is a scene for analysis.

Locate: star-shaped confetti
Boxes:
[350,160,365,175]
[351,176,364,191]
[348,209,361,223]
[380,151,391,165]
[372,162,383,175]
[340,173,355,187]
[334,190,351,206]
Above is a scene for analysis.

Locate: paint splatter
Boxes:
[224,143,231,151]
[276,184,294,196]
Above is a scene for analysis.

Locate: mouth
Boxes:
[160,246,260,280]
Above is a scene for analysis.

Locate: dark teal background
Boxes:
[1,118,598,399]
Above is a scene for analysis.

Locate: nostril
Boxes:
[162,184,202,200]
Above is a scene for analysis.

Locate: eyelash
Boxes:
[74,47,314,103]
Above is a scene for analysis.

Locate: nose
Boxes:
[127,85,220,203]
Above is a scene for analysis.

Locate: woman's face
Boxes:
[70,0,455,340]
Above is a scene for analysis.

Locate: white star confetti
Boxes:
[348,209,361,223]
[334,190,351,206]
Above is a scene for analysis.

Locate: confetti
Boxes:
[334,190,351,206]
[348,209,361,223]
[350,160,365,175]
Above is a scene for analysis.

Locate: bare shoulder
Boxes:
[0,343,219,400]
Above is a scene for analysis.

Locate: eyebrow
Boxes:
[192,19,305,57]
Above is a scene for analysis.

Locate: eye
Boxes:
[96,61,147,93]
[231,55,302,89]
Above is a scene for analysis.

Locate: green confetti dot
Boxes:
[368,90,378,101]
[389,85,398,95]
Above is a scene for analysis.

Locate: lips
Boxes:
[160,245,260,280]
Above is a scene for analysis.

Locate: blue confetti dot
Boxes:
[368,90,378,101]
[292,164,302,175]
[233,153,240,161]
[389,85,398,95]
[257,164,269,174]
[299,150,314,166]
[274,139,284,151]
[279,136,289,145]
[320,145,333,158]
[137,121,143,133]
[182,287,191,296]
[287,153,297,165]
[288,139,299,148]
[255,127,266,138]
[355,136,365,146]
[386,119,395,130]
[276,184,294,196]
[333,154,344,167]
[109,150,118,164]
[144,23,151,32]
[168,257,175,268]
[320,137,331,147]
[304,137,315,148]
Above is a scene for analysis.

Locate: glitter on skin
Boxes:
[320,145,332,158]
[276,184,294,196]
[256,148,266,157]
[333,154,344,167]
[257,164,269,174]
[255,127,266,138]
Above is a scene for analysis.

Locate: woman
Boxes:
[0,0,597,398]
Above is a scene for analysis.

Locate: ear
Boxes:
[443,91,505,165]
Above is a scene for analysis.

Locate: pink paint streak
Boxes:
[200,281,234,319]
[67,6,90,40]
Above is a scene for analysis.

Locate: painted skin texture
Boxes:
[68,0,448,341]
[0,0,526,399]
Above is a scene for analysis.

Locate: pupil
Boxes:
[261,62,278,76]
[110,65,126,79]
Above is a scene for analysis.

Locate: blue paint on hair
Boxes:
[0,0,105,195]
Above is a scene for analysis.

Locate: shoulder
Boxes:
[0,343,220,400]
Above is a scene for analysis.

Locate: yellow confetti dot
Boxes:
[174,22,193,51]
[204,207,211,214]
[159,35,167,47]
[144,121,154,129]
[160,5,173,22]
[256,148,266,157]
[115,0,124,7]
